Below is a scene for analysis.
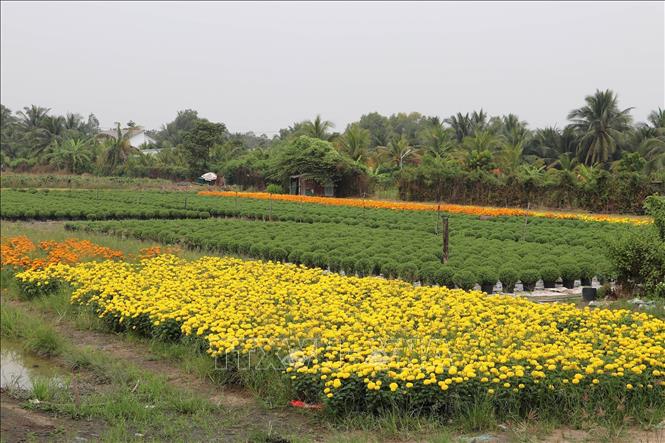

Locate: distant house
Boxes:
[98,127,157,149]
[289,174,335,197]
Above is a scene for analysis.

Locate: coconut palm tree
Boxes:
[377,135,419,169]
[336,123,370,163]
[100,123,136,173]
[635,109,665,174]
[421,119,455,158]
[462,130,503,154]
[302,115,335,140]
[567,89,634,165]
[17,105,50,129]
[445,113,473,143]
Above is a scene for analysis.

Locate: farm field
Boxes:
[3,224,665,441]
[0,189,650,289]
[1,190,664,442]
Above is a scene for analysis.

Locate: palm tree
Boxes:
[462,130,503,154]
[470,109,489,133]
[47,138,94,173]
[501,114,530,147]
[635,108,665,174]
[17,105,50,129]
[377,135,419,169]
[421,119,455,158]
[548,152,578,172]
[336,123,370,163]
[64,113,84,131]
[445,113,473,143]
[567,89,634,165]
[498,141,526,174]
[302,115,335,140]
[100,123,136,173]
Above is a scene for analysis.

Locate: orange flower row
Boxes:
[1,236,123,270]
[139,245,181,259]
[0,236,36,269]
[198,191,650,225]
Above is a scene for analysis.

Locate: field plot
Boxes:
[11,250,665,422]
[2,189,642,289]
[0,189,209,220]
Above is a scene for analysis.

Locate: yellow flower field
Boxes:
[15,254,665,412]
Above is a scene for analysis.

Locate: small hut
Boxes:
[289,174,334,197]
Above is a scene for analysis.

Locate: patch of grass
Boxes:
[326,409,451,441]
[0,303,64,357]
[30,376,68,402]
[454,398,497,432]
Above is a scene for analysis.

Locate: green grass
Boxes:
[0,303,64,357]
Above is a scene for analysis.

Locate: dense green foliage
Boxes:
[62,202,635,289]
[608,196,665,297]
[0,189,209,220]
[2,90,663,213]
[1,188,655,291]
[0,173,173,189]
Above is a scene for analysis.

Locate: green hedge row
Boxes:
[0,189,209,220]
[67,218,612,291]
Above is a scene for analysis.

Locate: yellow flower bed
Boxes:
[16,255,664,412]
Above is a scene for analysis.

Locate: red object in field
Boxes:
[289,400,323,410]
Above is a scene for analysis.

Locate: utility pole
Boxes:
[441,214,449,264]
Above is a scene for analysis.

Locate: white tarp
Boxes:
[200,172,217,181]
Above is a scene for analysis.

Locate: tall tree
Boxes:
[445,112,473,143]
[377,134,419,170]
[100,123,136,174]
[181,119,227,173]
[336,123,370,163]
[567,89,633,165]
[301,115,335,140]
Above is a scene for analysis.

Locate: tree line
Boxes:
[1,89,663,212]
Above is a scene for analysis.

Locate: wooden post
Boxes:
[522,202,530,241]
[442,215,449,264]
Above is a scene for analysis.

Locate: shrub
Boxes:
[380,262,399,279]
[476,268,498,287]
[559,263,580,284]
[355,258,373,277]
[540,266,560,285]
[520,269,540,290]
[607,229,665,296]
[398,263,419,281]
[452,270,477,291]
[499,267,519,293]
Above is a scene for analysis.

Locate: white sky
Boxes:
[1,1,664,133]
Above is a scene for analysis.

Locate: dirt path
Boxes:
[2,297,326,442]
[1,392,106,442]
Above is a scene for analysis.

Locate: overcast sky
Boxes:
[1,1,663,133]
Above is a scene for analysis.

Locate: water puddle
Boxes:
[1,340,65,391]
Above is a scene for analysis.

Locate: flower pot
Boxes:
[522,282,536,292]
[481,283,495,294]
[543,280,556,289]
[503,284,516,293]
[582,287,597,302]
[562,279,575,289]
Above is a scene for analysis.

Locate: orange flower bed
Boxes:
[1,236,123,270]
[139,245,181,259]
[0,236,36,269]
[198,191,649,225]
